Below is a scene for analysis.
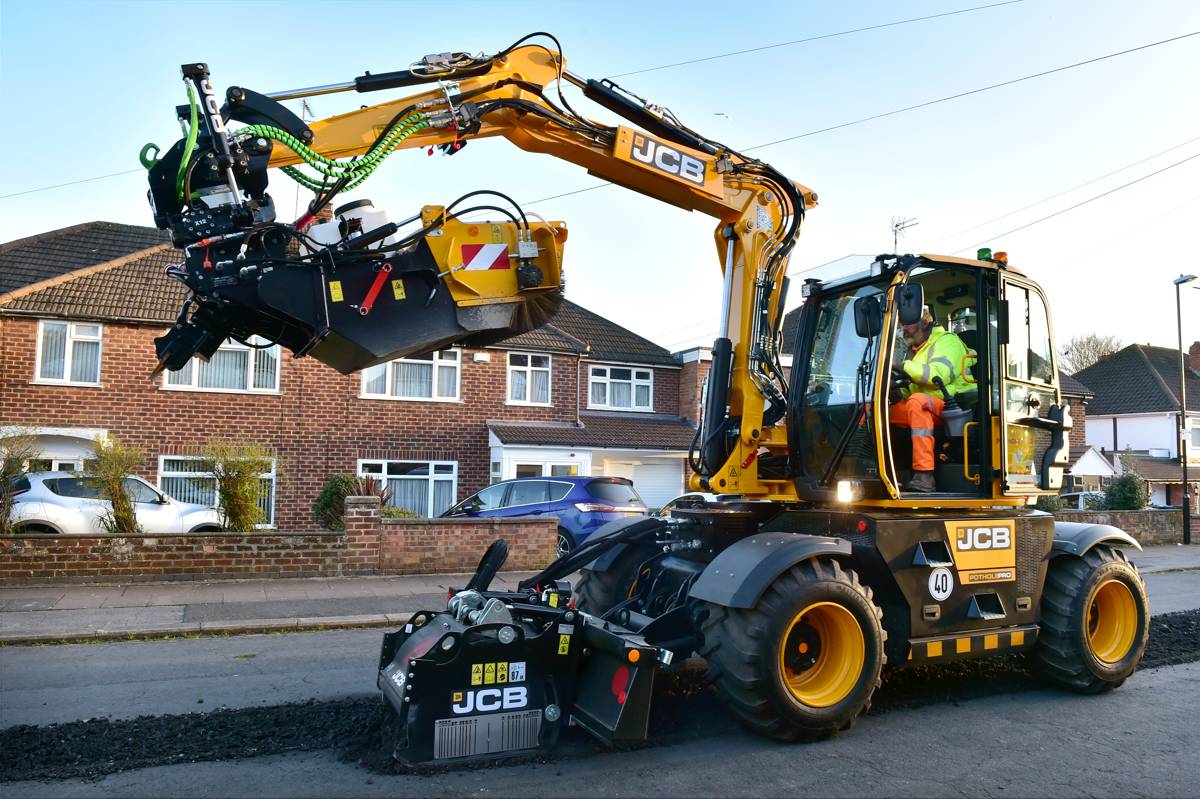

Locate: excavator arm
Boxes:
[144,34,816,490]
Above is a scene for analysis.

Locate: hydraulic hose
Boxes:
[238,115,429,191]
[175,85,199,201]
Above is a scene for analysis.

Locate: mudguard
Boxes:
[688,532,852,608]
[1051,521,1141,558]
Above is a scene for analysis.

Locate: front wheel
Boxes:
[701,558,885,741]
[1034,544,1149,693]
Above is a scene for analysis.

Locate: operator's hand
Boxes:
[901,359,924,384]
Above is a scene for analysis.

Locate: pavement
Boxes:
[1,543,1196,644]
[0,571,538,643]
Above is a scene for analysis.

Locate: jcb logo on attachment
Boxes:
[451,686,528,715]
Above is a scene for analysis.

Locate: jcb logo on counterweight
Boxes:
[629,134,707,186]
[945,519,1016,585]
[955,526,1011,550]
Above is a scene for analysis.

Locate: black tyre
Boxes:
[13,523,56,535]
[701,558,885,741]
[574,544,655,616]
[1034,544,1149,693]
[556,529,575,560]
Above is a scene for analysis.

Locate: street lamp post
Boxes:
[1174,274,1196,545]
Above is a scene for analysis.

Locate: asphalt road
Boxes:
[1,629,381,727]
[2,553,1196,796]
[6,661,1198,798]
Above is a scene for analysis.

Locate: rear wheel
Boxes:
[556,529,575,560]
[13,522,57,535]
[1034,544,1148,693]
[574,544,655,616]
[701,558,885,741]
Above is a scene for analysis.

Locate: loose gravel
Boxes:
[5,608,1198,783]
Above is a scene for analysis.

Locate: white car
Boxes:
[6,472,223,534]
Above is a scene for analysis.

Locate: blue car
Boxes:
[442,476,648,558]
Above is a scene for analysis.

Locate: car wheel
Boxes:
[14,522,58,535]
[556,529,575,559]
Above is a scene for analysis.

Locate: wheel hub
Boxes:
[778,601,866,708]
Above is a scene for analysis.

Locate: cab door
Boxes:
[998,278,1070,495]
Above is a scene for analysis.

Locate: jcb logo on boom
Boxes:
[450,686,528,715]
[629,134,707,186]
[954,526,1011,551]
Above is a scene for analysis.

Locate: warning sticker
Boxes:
[557,634,571,655]
[391,279,406,300]
[497,662,508,684]
[484,662,496,684]
[328,281,344,302]
[471,663,483,686]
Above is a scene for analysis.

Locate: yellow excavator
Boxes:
[143,34,1150,764]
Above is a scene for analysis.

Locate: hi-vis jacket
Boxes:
[901,325,976,398]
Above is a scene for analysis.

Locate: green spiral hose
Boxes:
[237,115,429,195]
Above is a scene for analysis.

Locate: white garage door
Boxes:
[603,459,683,509]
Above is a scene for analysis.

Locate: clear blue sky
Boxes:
[1,0,1197,354]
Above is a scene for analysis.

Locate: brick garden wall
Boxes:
[1055,509,1184,546]
[0,497,556,584]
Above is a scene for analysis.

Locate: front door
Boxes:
[998,278,1067,495]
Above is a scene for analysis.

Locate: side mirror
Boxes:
[853,295,883,338]
[156,496,170,505]
[459,501,479,515]
[898,284,924,325]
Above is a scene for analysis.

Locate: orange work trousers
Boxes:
[890,392,945,472]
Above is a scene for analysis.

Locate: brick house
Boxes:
[1074,342,1200,512]
[1,222,706,529]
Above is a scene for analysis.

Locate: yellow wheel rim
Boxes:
[1086,578,1138,664]
[778,601,866,708]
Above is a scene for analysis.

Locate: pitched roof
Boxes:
[1118,452,1183,482]
[0,224,679,368]
[488,413,695,450]
[0,245,182,323]
[495,322,586,355]
[536,300,679,367]
[1059,372,1093,399]
[1074,344,1200,415]
[0,222,169,296]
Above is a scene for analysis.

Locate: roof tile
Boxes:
[489,414,695,450]
[0,222,169,296]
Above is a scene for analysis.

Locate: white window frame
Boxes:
[588,363,654,412]
[506,351,553,406]
[34,319,103,386]
[356,458,458,517]
[157,455,277,528]
[161,336,281,394]
[359,349,461,402]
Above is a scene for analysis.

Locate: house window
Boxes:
[358,459,457,516]
[158,456,276,526]
[163,337,279,393]
[507,352,551,405]
[36,320,102,385]
[589,366,653,411]
[361,350,460,400]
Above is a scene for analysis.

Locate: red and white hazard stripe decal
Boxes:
[461,243,510,270]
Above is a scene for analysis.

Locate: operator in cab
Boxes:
[890,306,976,492]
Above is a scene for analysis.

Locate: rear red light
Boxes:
[574,502,616,512]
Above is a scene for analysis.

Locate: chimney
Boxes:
[1189,341,1200,372]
